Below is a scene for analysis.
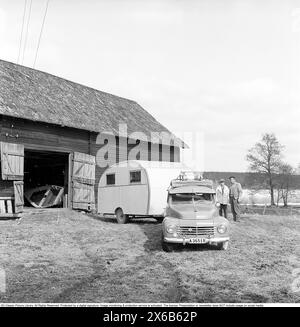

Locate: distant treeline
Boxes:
[203,172,300,189]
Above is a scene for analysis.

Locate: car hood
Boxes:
[166,203,218,220]
[164,212,228,227]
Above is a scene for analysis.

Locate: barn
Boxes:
[0,59,184,218]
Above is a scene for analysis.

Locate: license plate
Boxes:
[188,238,208,244]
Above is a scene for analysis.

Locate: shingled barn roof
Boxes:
[0,59,184,147]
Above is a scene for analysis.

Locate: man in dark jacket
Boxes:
[229,176,243,222]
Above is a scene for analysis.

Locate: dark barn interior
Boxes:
[24,150,69,208]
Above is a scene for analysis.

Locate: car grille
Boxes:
[177,226,215,236]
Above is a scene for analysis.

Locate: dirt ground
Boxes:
[0,209,300,303]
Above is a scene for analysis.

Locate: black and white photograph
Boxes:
[0,0,299,310]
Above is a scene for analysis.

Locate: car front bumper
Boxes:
[163,236,229,245]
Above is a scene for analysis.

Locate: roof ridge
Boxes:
[0,58,137,104]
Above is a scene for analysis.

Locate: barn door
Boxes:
[71,152,96,211]
[0,142,24,216]
[14,181,24,213]
[0,142,24,180]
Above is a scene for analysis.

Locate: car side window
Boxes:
[130,170,141,183]
[106,173,115,185]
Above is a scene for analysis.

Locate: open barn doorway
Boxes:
[24,150,70,209]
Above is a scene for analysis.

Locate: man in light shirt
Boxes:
[216,179,230,219]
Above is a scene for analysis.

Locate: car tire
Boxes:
[161,233,175,252]
[162,233,178,252]
[217,241,229,251]
[162,241,176,252]
[115,208,129,224]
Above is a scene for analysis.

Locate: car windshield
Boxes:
[171,193,213,204]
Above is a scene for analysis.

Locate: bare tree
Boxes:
[275,163,296,207]
[246,133,284,206]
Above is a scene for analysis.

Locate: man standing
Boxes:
[216,179,229,218]
[229,176,243,222]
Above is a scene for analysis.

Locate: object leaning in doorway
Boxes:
[24,185,64,209]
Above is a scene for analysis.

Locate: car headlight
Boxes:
[217,224,227,234]
[166,224,178,234]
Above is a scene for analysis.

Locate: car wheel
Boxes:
[217,241,229,251]
[115,208,129,224]
[161,234,177,252]
[162,241,175,252]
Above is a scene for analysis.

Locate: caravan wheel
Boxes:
[115,208,129,224]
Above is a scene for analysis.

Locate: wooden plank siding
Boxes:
[0,116,91,154]
[0,180,14,197]
[0,115,181,210]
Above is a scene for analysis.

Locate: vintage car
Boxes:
[162,176,230,252]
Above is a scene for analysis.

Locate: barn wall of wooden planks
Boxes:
[0,115,180,216]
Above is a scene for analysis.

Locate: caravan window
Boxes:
[130,170,141,183]
[106,173,116,185]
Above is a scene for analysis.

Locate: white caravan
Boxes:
[98,160,189,223]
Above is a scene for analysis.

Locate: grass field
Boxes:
[0,209,300,303]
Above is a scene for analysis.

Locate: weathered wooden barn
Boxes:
[0,59,184,217]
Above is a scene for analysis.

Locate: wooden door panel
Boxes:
[0,142,24,180]
[71,152,96,211]
[14,181,24,213]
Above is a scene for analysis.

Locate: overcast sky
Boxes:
[0,0,300,171]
